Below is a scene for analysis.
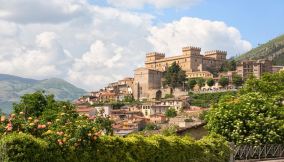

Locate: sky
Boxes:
[0,0,283,91]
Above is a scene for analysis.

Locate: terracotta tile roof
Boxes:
[76,108,94,112]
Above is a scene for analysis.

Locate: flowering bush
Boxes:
[0,108,113,149]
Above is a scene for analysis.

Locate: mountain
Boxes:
[236,34,284,65]
[0,74,87,113]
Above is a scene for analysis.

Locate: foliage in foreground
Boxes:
[206,72,284,145]
[0,133,230,162]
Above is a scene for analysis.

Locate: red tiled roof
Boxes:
[76,108,94,112]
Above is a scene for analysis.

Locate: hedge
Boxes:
[190,91,237,107]
[0,133,230,162]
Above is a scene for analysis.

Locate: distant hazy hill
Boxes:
[236,34,284,65]
[0,74,87,113]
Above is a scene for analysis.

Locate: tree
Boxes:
[240,71,284,97]
[196,78,205,89]
[220,59,236,72]
[13,91,51,117]
[206,92,284,145]
[123,95,135,103]
[13,91,76,120]
[206,78,215,87]
[218,77,229,88]
[144,123,160,130]
[228,59,236,71]
[206,71,284,145]
[232,74,243,88]
[163,62,187,89]
[187,79,197,90]
[165,107,177,118]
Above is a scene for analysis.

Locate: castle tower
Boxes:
[145,52,165,70]
[145,52,165,62]
[182,46,201,56]
[204,50,227,60]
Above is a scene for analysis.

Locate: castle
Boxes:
[133,46,227,100]
[144,46,227,77]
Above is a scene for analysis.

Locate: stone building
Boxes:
[272,66,284,73]
[133,67,163,100]
[133,46,228,100]
[236,59,272,79]
[144,46,227,76]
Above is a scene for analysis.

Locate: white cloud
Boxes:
[0,0,89,23]
[148,17,252,57]
[106,0,201,9]
[0,0,252,91]
[0,31,69,78]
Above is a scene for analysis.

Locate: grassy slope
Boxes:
[236,34,284,65]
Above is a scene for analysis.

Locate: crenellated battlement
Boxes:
[204,50,227,55]
[146,52,165,57]
[182,46,201,52]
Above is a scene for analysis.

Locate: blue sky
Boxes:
[0,0,283,90]
[91,0,284,47]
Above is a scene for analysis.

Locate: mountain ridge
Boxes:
[0,74,87,113]
[236,34,284,65]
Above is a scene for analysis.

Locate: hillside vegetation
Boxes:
[0,74,86,113]
[236,34,284,65]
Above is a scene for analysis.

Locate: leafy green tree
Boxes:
[206,72,284,145]
[220,59,236,72]
[123,95,135,103]
[187,79,197,90]
[218,77,229,88]
[240,71,284,97]
[13,91,51,117]
[206,93,284,145]
[13,91,75,120]
[163,62,187,89]
[165,107,177,118]
[228,59,236,71]
[232,74,243,88]
[206,78,215,87]
[144,123,160,130]
[161,125,178,136]
[196,78,205,89]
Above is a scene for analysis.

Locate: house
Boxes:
[159,98,189,112]
[150,114,167,124]
[141,97,189,118]
[110,109,143,120]
[141,102,169,118]
[76,105,97,117]
[94,105,113,117]
[236,59,272,79]
[112,117,147,136]
[98,92,117,102]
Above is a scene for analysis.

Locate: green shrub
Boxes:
[0,133,230,162]
[0,133,49,162]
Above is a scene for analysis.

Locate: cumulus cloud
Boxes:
[0,31,69,78]
[106,0,201,9]
[148,17,252,57]
[0,0,89,23]
[0,0,252,91]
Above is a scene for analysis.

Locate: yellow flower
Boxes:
[45,130,53,134]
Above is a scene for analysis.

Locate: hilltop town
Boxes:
[75,46,284,136]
